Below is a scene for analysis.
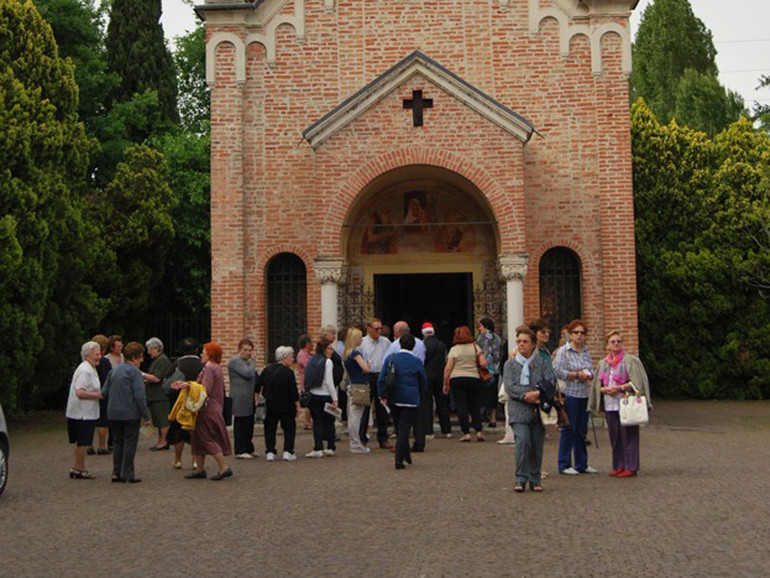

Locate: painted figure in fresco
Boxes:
[403,192,431,234]
[361,206,397,254]
[399,192,435,253]
[434,207,476,253]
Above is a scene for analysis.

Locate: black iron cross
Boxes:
[403,90,433,127]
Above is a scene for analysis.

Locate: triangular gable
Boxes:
[302,50,537,148]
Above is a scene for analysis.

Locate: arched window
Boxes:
[539,247,581,350]
[266,253,307,361]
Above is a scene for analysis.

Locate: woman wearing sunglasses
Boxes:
[552,319,598,476]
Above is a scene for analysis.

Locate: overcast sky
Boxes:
[161,0,770,109]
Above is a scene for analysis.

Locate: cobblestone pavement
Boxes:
[1,401,769,577]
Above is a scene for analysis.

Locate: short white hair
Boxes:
[319,325,337,336]
[145,337,164,353]
[275,346,294,361]
[81,341,101,361]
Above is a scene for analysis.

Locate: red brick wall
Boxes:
[206,2,638,363]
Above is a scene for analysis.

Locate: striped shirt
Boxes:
[553,344,593,399]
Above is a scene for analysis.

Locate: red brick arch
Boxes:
[257,244,315,277]
[318,147,524,255]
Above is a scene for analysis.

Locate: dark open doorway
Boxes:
[374,273,473,347]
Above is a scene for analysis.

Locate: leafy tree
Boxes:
[632,100,770,399]
[175,24,209,134]
[34,0,118,129]
[90,88,164,187]
[631,0,718,123]
[673,69,745,137]
[89,143,177,336]
[150,130,211,318]
[106,0,178,126]
[0,0,102,411]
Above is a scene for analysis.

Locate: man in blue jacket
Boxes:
[378,334,427,470]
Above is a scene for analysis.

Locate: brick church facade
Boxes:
[198,0,640,361]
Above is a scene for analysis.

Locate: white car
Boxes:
[0,403,8,496]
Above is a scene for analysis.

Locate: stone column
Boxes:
[314,257,345,328]
[499,254,529,353]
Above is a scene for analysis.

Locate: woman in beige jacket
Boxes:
[589,331,652,478]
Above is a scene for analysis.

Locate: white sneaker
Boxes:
[444,432,453,439]
[305,450,324,458]
[350,446,371,454]
[236,453,254,460]
[582,466,599,474]
[496,437,515,445]
[560,467,579,475]
[282,451,297,461]
[251,451,260,458]
[266,452,276,462]
[323,449,335,457]
[425,434,435,440]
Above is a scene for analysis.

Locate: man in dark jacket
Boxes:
[420,322,451,441]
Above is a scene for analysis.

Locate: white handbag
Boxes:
[619,382,649,426]
[539,408,558,425]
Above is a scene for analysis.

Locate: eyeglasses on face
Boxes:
[515,339,531,344]
[571,330,586,335]
[609,339,622,344]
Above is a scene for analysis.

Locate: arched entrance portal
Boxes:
[340,165,504,343]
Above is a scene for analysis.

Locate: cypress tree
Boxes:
[106,0,178,125]
[631,0,717,123]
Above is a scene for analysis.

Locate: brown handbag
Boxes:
[475,345,494,383]
[553,388,570,427]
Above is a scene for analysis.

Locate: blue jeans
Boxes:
[558,396,588,472]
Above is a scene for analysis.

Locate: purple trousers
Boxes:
[605,411,640,472]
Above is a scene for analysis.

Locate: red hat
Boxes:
[421,322,435,336]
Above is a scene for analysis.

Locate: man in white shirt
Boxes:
[359,317,392,448]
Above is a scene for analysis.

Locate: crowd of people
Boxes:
[64,317,652,490]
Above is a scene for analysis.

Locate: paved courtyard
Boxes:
[1,401,768,577]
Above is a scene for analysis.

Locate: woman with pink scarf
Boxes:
[589,331,652,477]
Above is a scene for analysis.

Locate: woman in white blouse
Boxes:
[65,341,103,479]
[304,338,339,458]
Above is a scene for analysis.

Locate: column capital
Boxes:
[314,257,345,285]
[498,254,529,281]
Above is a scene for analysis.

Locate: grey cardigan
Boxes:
[102,364,150,422]
[503,354,555,425]
[227,355,258,417]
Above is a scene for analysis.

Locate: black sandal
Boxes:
[70,469,96,479]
